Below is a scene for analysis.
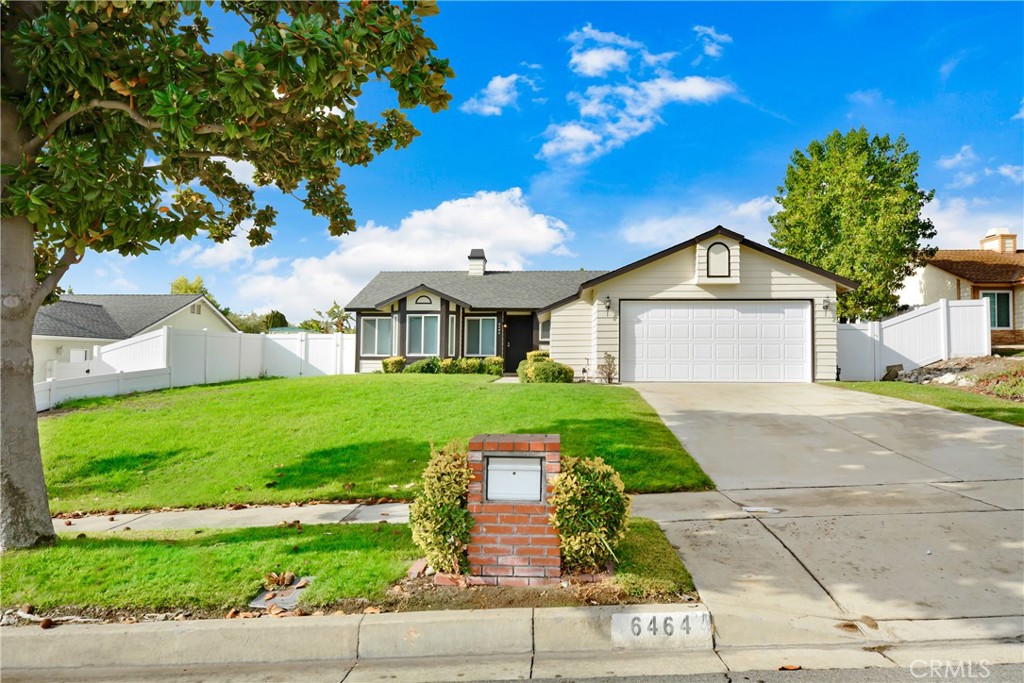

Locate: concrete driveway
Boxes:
[630,383,1024,659]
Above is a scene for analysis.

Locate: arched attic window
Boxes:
[707,242,731,277]
[415,295,433,305]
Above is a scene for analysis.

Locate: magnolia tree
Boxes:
[0,0,452,550]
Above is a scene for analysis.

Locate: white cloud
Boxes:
[846,89,885,107]
[567,24,643,51]
[948,172,978,189]
[923,196,1023,248]
[937,144,978,169]
[1013,98,1024,120]
[171,220,266,269]
[211,157,258,186]
[939,53,963,82]
[620,195,778,248]
[997,164,1023,184]
[111,277,139,293]
[520,61,542,70]
[569,47,630,77]
[692,25,733,64]
[232,188,573,321]
[541,75,735,164]
[461,74,536,116]
[544,25,735,164]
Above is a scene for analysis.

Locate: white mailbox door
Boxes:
[486,457,542,501]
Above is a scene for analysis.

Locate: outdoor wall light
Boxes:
[604,295,612,312]
[822,297,833,312]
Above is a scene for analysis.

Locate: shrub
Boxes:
[382,356,406,373]
[519,357,573,383]
[596,352,617,384]
[526,350,550,362]
[404,356,441,374]
[458,357,483,374]
[409,440,474,574]
[548,456,630,572]
[439,358,458,374]
[484,356,504,376]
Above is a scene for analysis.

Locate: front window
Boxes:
[539,319,551,342]
[407,314,439,356]
[361,317,393,356]
[982,291,1012,329]
[465,317,497,356]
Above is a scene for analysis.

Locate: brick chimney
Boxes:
[468,248,487,276]
[979,228,1018,254]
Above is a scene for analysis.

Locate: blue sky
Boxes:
[67,1,1024,322]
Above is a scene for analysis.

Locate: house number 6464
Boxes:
[630,615,690,637]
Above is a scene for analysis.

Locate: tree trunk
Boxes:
[1,13,57,550]
[0,214,56,552]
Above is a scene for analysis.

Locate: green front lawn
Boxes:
[42,375,712,513]
[835,381,1024,427]
[0,523,418,613]
[0,518,692,614]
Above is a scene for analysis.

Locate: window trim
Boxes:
[539,319,551,342]
[448,314,456,357]
[406,313,440,356]
[706,242,731,278]
[981,290,1013,330]
[360,316,393,357]
[464,316,497,357]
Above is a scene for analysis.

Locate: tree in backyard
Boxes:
[169,274,224,311]
[263,309,289,330]
[301,300,352,333]
[768,127,936,321]
[0,0,452,551]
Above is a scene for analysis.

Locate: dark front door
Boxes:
[504,315,533,373]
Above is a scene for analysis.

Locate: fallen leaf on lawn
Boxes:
[268,604,285,615]
[226,609,239,619]
[294,579,309,590]
[779,665,802,671]
[282,571,296,585]
[363,606,381,614]
[343,482,355,491]
[265,591,276,599]
[860,615,879,629]
[265,481,277,488]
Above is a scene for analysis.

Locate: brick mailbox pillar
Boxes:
[466,434,561,586]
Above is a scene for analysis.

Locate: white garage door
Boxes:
[621,301,812,382]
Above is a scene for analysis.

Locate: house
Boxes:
[32,294,236,382]
[899,228,1023,345]
[346,226,857,382]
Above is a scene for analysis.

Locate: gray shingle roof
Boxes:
[346,270,608,311]
[33,294,204,339]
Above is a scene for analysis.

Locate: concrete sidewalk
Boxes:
[54,501,409,533]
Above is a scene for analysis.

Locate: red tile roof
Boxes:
[927,249,1024,284]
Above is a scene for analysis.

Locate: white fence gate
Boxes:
[35,327,356,411]
[837,299,990,381]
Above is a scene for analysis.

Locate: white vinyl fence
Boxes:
[35,327,356,411]
[837,299,990,381]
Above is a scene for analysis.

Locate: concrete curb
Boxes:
[1,603,713,671]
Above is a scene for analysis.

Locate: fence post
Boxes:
[163,327,172,370]
[298,332,306,377]
[939,299,950,361]
[869,321,882,380]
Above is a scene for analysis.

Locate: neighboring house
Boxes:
[900,228,1023,345]
[32,294,236,382]
[347,226,857,382]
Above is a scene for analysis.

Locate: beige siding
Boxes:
[900,265,961,307]
[359,359,383,373]
[548,298,593,374]
[552,245,842,382]
[141,300,235,334]
[1015,286,1024,332]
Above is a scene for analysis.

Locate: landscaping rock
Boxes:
[936,373,958,385]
